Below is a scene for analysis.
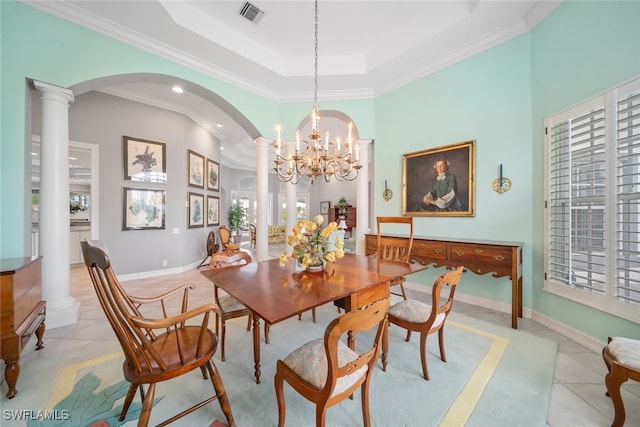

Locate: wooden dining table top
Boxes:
[200,253,426,325]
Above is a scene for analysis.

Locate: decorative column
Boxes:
[255,137,271,262]
[355,140,372,255]
[286,175,296,254]
[34,81,79,329]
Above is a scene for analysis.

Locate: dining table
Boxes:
[200,252,427,384]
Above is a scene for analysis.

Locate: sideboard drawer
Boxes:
[449,244,512,267]
[412,241,448,260]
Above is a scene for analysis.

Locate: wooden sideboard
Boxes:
[1,257,46,398]
[365,234,523,329]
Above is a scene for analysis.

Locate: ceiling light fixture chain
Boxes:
[272,0,361,185]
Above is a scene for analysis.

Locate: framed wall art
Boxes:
[123,136,167,183]
[320,201,330,214]
[207,158,220,191]
[188,150,205,188]
[206,195,220,226]
[402,140,475,217]
[122,187,166,230]
[188,192,205,228]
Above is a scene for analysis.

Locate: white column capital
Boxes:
[33,80,75,104]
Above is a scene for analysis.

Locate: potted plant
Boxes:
[336,196,348,213]
[228,203,246,241]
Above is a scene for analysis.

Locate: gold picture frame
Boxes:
[402,140,475,217]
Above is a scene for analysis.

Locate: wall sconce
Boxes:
[492,164,512,194]
[383,179,393,201]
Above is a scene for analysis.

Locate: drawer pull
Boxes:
[434,249,443,254]
[495,255,505,261]
[475,249,483,254]
[456,251,465,257]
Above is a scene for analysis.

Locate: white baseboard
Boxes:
[118,261,200,283]
[404,280,604,353]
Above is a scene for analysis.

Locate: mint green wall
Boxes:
[374,34,534,307]
[530,1,640,340]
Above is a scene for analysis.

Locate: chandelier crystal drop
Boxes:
[273,0,362,185]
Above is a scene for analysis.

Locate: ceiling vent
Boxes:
[239,2,264,24]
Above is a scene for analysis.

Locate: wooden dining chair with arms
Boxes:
[384,266,464,380]
[372,216,414,299]
[602,336,640,427]
[80,239,235,427]
[209,250,253,362]
[274,297,390,427]
[219,226,240,251]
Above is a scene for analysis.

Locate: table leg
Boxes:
[35,320,45,350]
[252,314,262,384]
[4,359,19,398]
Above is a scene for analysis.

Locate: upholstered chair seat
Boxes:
[603,336,640,427]
[281,339,368,397]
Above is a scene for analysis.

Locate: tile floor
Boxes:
[3,246,640,427]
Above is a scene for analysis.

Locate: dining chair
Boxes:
[274,297,390,427]
[210,250,253,362]
[384,266,464,380]
[602,336,640,427]
[219,226,240,251]
[81,239,235,427]
[249,224,257,249]
[372,216,414,299]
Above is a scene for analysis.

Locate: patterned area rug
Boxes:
[4,305,556,427]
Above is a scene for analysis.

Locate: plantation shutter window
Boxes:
[545,76,640,322]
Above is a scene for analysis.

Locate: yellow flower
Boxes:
[279,252,289,266]
[319,221,338,238]
[314,214,324,225]
[325,252,336,262]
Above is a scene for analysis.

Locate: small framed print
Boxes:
[207,195,220,226]
[122,187,166,230]
[402,140,475,217]
[123,136,167,183]
[188,150,205,188]
[207,158,220,191]
[320,201,330,214]
[188,192,205,228]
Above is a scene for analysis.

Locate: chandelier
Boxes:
[273,0,362,185]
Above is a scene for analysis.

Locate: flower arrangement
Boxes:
[280,215,345,270]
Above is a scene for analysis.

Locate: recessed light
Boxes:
[216,123,224,128]
[220,146,225,151]
[172,86,184,94]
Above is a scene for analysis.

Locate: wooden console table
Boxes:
[1,257,46,398]
[365,234,523,329]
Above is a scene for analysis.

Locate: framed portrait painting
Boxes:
[206,195,220,226]
[188,150,205,189]
[207,158,220,191]
[188,192,205,228]
[320,201,330,214]
[123,136,167,183]
[402,140,475,217]
[122,187,166,230]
